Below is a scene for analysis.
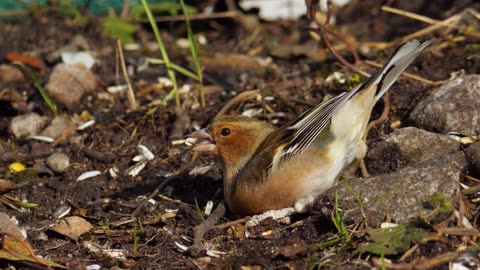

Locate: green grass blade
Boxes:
[179,0,201,81]
[141,0,180,107]
[147,58,199,80]
[179,0,204,107]
[14,62,58,115]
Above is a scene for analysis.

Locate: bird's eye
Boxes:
[220,127,231,137]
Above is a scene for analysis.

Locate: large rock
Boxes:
[410,75,480,134]
[366,127,460,174]
[325,152,466,227]
[45,64,98,109]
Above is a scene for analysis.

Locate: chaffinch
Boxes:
[186,38,434,216]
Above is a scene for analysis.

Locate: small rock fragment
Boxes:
[325,152,466,227]
[0,179,17,191]
[0,64,25,83]
[49,216,93,241]
[10,112,50,139]
[0,212,25,239]
[367,127,460,174]
[45,64,98,109]
[410,75,480,134]
[47,152,70,173]
[465,142,480,178]
[41,114,76,139]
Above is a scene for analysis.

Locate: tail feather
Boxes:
[365,37,435,103]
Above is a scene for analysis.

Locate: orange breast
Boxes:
[228,149,338,216]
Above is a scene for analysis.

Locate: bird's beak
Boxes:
[185,129,216,152]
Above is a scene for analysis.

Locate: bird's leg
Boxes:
[359,159,370,178]
[188,202,226,257]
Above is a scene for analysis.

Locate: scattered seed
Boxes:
[184,137,197,146]
[380,222,399,228]
[132,154,146,162]
[204,201,213,216]
[107,84,128,94]
[76,170,101,181]
[26,135,55,143]
[148,199,157,205]
[172,139,186,145]
[61,51,96,69]
[123,43,141,50]
[158,77,173,87]
[86,265,101,270]
[242,108,263,117]
[109,167,119,178]
[137,145,155,160]
[174,241,188,252]
[163,226,174,235]
[52,204,71,219]
[390,120,402,129]
[180,235,193,243]
[189,165,212,176]
[197,34,207,45]
[125,160,146,176]
[77,119,95,131]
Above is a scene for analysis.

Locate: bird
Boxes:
[186,38,434,217]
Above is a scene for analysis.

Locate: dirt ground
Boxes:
[0,1,480,269]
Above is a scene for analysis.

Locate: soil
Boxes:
[0,1,479,269]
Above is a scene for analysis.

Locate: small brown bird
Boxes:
[187,38,434,216]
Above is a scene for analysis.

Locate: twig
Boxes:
[121,0,131,19]
[141,11,240,23]
[382,6,456,29]
[216,216,252,229]
[364,93,390,140]
[51,124,76,147]
[309,0,370,78]
[364,60,442,86]
[215,90,260,119]
[131,177,173,217]
[2,232,50,267]
[188,202,226,257]
[117,39,138,110]
[70,144,115,164]
[372,251,458,269]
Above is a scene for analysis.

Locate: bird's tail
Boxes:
[360,37,435,103]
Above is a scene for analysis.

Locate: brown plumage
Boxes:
[187,38,434,216]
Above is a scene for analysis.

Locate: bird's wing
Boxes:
[271,37,435,169]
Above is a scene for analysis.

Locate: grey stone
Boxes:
[47,152,70,173]
[9,112,50,139]
[410,74,480,134]
[41,114,76,139]
[465,142,480,178]
[325,152,466,227]
[45,64,98,109]
[367,127,460,174]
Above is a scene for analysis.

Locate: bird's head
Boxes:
[186,115,275,181]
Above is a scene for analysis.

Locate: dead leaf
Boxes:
[0,233,65,268]
[6,51,46,70]
[49,216,93,241]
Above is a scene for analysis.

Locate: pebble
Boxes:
[0,64,25,83]
[9,112,50,139]
[47,152,70,173]
[41,114,76,138]
[465,141,480,178]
